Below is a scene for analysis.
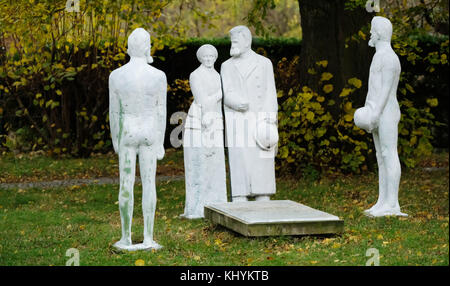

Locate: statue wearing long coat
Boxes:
[220,50,278,198]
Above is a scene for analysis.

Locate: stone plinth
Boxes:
[204,200,344,237]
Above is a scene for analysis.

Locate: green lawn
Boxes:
[0,151,448,266]
[0,148,184,183]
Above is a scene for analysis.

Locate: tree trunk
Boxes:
[298,0,373,108]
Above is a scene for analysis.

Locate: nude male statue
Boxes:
[109,28,167,250]
[354,16,407,217]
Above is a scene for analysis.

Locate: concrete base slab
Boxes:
[204,200,344,237]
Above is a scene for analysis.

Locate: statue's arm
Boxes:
[108,73,119,154]
[372,57,397,125]
[214,80,223,102]
[190,72,219,128]
[157,72,167,160]
[221,63,248,112]
[263,59,279,124]
[189,72,209,107]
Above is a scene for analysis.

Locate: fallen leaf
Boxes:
[135,259,145,266]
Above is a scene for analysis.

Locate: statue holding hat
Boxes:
[221,25,279,202]
[354,16,407,217]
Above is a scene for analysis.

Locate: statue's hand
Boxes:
[264,117,277,125]
[214,91,222,102]
[201,116,213,130]
[235,102,249,112]
[156,145,165,160]
[367,116,379,133]
[225,95,249,112]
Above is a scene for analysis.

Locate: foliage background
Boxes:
[0,0,448,175]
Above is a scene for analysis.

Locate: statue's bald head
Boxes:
[127,28,152,62]
[371,16,393,43]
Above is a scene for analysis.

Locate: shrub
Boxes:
[276,57,443,175]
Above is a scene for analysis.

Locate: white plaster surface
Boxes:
[181,44,227,219]
[221,25,279,202]
[109,28,166,251]
[354,16,407,217]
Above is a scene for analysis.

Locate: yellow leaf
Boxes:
[348,78,362,89]
[339,88,353,97]
[405,83,415,94]
[344,102,352,113]
[135,259,145,266]
[307,68,316,75]
[323,84,333,94]
[332,242,341,249]
[316,60,328,68]
[320,72,333,82]
[426,98,438,107]
[358,30,366,40]
[344,114,353,122]
[306,111,315,121]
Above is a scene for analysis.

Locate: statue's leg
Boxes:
[364,130,387,215]
[115,146,136,247]
[370,114,407,217]
[379,117,405,215]
[138,145,162,249]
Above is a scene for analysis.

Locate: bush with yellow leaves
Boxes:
[276,59,441,175]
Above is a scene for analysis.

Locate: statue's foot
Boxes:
[180,213,203,219]
[255,195,270,202]
[232,196,248,202]
[363,201,385,216]
[365,206,408,218]
[113,238,133,251]
[113,240,163,251]
[134,240,163,251]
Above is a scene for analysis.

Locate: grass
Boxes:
[0,150,448,266]
[0,148,184,183]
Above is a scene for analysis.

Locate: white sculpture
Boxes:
[354,16,407,217]
[181,44,227,219]
[109,28,167,250]
[221,26,279,202]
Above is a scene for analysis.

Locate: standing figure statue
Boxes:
[181,44,227,219]
[354,16,407,217]
[221,26,279,202]
[109,28,167,250]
